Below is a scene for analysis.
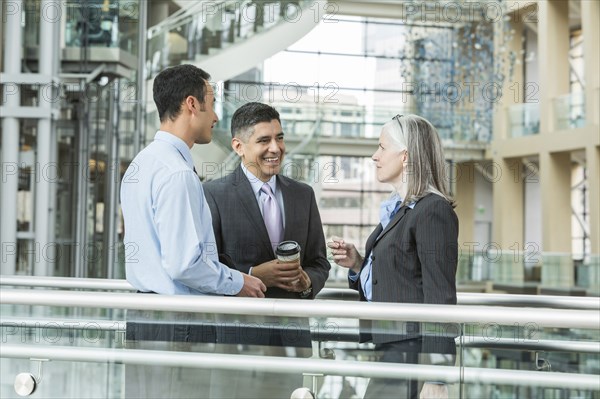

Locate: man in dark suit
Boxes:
[203,102,330,398]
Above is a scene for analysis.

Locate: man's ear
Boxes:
[231,137,244,157]
[184,96,196,114]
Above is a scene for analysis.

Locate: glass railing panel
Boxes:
[3,291,599,398]
[459,322,600,399]
[491,250,526,286]
[457,250,493,284]
[61,0,140,53]
[508,103,540,138]
[0,358,124,399]
[554,92,586,131]
[1,299,466,399]
[541,253,575,290]
[576,255,600,296]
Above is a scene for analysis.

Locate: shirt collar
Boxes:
[154,131,195,170]
[241,163,277,196]
[379,193,415,228]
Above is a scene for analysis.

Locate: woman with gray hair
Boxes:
[328,114,459,399]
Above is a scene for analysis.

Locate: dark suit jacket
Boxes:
[350,193,459,354]
[203,166,330,299]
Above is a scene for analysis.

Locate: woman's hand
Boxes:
[327,236,363,273]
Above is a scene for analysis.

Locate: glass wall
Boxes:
[10,0,142,279]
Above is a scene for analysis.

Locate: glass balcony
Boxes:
[217,89,421,140]
[455,249,600,296]
[541,253,576,289]
[21,0,141,54]
[554,92,586,131]
[1,282,599,398]
[146,1,313,79]
[576,255,600,296]
[507,103,540,138]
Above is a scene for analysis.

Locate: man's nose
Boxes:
[268,139,279,153]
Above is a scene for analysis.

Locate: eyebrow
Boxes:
[256,132,284,140]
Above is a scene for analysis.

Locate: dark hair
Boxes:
[230,102,281,139]
[153,64,211,122]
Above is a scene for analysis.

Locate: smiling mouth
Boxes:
[264,157,280,164]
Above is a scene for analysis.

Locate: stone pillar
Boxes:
[493,17,523,140]
[539,151,571,252]
[582,0,600,126]
[455,162,476,248]
[537,0,570,133]
[587,145,600,255]
[492,158,524,249]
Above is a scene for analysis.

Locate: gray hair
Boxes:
[382,114,455,208]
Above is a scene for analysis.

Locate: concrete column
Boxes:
[537,0,570,133]
[455,162,475,248]
[581,0,600,126]
[539,150,572,287]
[1,0,23,275]
[493,17,523,140]
[539,151,571,252]
[587,145,600,255]
[149,0,169,27]
[103,81,120,279]
[134,0,148,153]
[492,158,524,249]
[34,0,58,276]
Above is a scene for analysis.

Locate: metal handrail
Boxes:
[461,337,600,354]
[1,344,599,390]
[2,275,599,310]
[1,289,599,329]
[2,317,599,354]
[0,275,134,291]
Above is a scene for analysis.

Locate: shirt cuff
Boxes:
[228,269,245,295]
[348,270,359,282]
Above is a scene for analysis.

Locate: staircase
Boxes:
[147,0,322,81]
[145,0,324,168]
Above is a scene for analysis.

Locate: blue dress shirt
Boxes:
[120,131,243,295]
[349,194,415,301]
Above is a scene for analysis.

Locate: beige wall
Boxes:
[489,0,600,259]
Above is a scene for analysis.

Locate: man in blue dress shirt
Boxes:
[120,65,267,398]
[121,64,265,297]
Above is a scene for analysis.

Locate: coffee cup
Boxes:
[275,240,301,262]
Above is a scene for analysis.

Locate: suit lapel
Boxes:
[278,176,294,241]
[373,206,410,246]
[231,166,271,245]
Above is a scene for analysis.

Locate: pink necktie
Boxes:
[260,183,283,251]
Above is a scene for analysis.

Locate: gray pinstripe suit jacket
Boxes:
[350,193,459,353]
[203,166,330,299]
